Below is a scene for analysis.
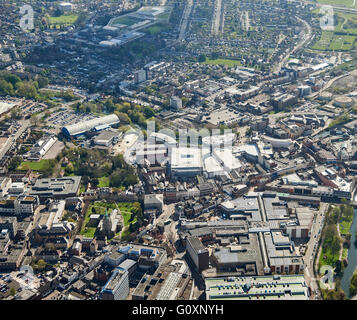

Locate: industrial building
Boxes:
[205,274,309,300]
[62,114,120,137]
[27,135,57,160]
[92,130,121,147]
[30,177,81,200]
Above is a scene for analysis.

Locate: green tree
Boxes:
[198,54,206,63]
[9,288,16,296]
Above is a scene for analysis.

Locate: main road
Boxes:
[178,0,193,41]
[273,16,312,73]
[212,0,222,35]
[0,119,30,160]
[304,202,329,299]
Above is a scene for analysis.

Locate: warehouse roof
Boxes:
[62,114,119,136]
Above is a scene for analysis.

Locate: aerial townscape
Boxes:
[0,0,357,304]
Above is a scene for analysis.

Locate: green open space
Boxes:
[111,15,141,26]
[143,23,172,35]
[202,58,242,67]
[316,0,357,8]
[48,14,79,26]
[98,176,110,188]
[117,202,138,227]
[340,218,353,236]
[80,201,141,239]
[311,10,357,51]
[17,159,54,172]
[80,201,116,237]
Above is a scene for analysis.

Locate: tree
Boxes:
[123,174,138,188]
[37,76,49,89]
[8,156,22,171]
[0,79,14,96]
[91,178,99,188]
[198,54,206,63]
[11,107,21,120]
[9,288,16,296]
[211,52,219,60]
[246,127,253,136]
[335,260,342,276]
[115,112,131,125]
[143,106,155,118]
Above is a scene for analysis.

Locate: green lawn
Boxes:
[342,247,349,260]
[329,34,356,50]
[80,201,116,237]
[319,246,340,268]
[157,12,171,20]
[17,160,53,172]
[98,176,110,188]
[203,58,242,67]
[111,15,141,26]
[144,24,171,35]
[340,219,353,235]
[311,31,334,50]
[80,201,140,239]
[117,202,138,227]
[316,0,357,8]
[82,227,96,238]
[48,14,79,26]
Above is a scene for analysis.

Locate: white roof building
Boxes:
[62,114,120,137]
[170,147,203,177]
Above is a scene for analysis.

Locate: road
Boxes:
[212,0,222,35]
[303,202,329,299]
[178,0,193,41]
[0,119,30,160]
[309,73,349,99]
[273,16,312,73]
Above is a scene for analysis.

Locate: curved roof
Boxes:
[62,114,120,136]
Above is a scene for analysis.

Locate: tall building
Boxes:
[170,96,182,111]
[101,269,129,300]
[58,2,74,13]
[134,69,147,84]
[186,236,209,272]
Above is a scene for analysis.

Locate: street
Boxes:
[303,202,328,298]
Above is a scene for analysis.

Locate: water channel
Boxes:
[340,195,357,297]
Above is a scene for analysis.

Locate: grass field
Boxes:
[80,201,139,239]
[311,31,356,51]
[17,160,53,171]
[48,14,79,26]
[117,202,138,227]
[98,176,109,188]
[319,245,341,268]
[203,58,242,67]
[144,24,171,35]
[80,201,116,238]
[316,0,357,8]
[111,15,141,26]
[311,7,357,51]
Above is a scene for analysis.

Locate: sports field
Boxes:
[111,15,142,26]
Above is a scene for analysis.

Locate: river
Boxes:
[341,203,357,297]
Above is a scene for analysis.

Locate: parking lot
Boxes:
[46,109,98,127]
